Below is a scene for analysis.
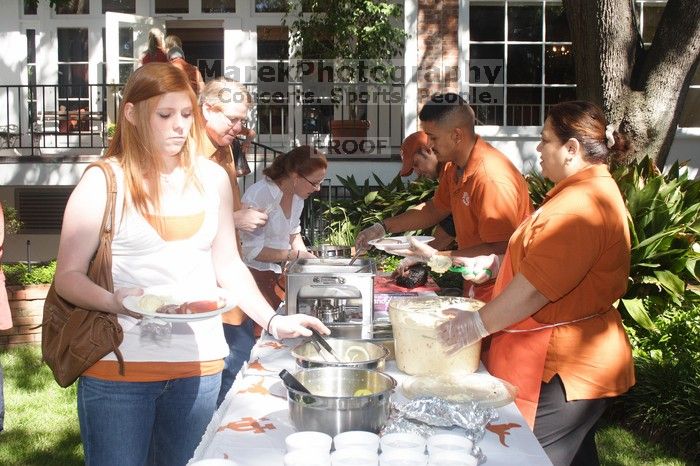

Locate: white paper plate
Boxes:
[122,286,236,322]
[368,235,434,252]
[401,373,518,408]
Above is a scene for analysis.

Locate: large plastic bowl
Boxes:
[388,296,484,376]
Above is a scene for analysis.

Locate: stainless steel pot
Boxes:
[291,338,389,370]
[283,367,396,436]
[308,244,352,258]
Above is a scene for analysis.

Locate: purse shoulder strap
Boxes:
[85,160,117,243]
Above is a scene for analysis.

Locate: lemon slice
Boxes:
[353,388,373,397]
[344,345,371,362]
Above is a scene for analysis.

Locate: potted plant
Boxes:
[284,1,408,154]
[105,122,116,146]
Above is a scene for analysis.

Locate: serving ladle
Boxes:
[279,369,312,394]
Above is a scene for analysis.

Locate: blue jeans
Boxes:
[217,320,255,406]
[78,374,220,466]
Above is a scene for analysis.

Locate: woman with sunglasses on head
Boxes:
[53,64,328,466]
[438,101,636,466]
[239,145,327,309]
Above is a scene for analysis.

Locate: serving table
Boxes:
[190,332,552,465]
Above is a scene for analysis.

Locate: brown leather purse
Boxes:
[41,160,124,387]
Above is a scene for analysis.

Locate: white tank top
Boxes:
[100,160,228,363]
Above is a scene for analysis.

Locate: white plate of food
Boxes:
[368,236,434,252]
[401,373,518,408]
[122,286,235,322]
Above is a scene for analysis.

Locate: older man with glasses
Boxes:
[200,78,267,407]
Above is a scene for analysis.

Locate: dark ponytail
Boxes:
[547,101,630,165]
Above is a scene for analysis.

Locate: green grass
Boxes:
[597,422,692,466]
[0,346,693,466]
[0,346,82,466]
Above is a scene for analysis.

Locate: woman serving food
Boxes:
[437,101,635,466]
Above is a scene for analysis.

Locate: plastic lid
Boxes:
[388,296,484,328]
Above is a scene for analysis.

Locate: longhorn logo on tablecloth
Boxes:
[486,422,521,447]
[240,378,269,395]
[248,359,272,372]
[218,416,276,434]
[260,341,285,350]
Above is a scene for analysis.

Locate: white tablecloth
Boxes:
[190,333,552,465]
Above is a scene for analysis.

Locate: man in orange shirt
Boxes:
[356,92,532,302]
[200,78,268,406]
[168,46,204,94]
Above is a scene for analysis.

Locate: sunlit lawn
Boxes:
[0,345,693,466]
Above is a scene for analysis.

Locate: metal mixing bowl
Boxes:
[291,338,389,370]
[283,367,396,436]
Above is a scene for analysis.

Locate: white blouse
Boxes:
[240,177,303,274]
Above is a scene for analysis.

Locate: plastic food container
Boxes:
[426,433,473,455]
[388,297,484,375]
[331,447,379,466]
[334,431,380,453]
[380,432,426,455]
[284,450,331,466]
[380,449,427,466]
[428,451,477,466]
[285,431,333,453]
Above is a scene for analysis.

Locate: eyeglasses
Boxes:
[221,113,247,128]
[301,174,324,189]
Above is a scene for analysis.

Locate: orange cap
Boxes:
[400,131,430,176]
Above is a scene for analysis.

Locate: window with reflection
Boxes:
[102,0,135,13]
[155,0,188,14]
[24,0,37,15]
[57,28,89,111]
[257,26,289,135]
[468,1,574,126]
[202,0,235,13]
[256,0,287,13]
[27,29,37,125]
[56,0,89,14]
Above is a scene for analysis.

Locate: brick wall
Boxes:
[417,0,460,111]
[0,284,48,349]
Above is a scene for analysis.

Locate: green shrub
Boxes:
[613,299,700,463]
[613,158,700,331]
[2,260,56,286]
[317,174,438,247]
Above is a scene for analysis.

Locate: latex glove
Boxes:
[436,308,490,354]
[355,222,385,251]
[452,254,501,284]
[391,255,425,278]
[392,237,438,260]
[269,313,330,340]
[234,207,268,233]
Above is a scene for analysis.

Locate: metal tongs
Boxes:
[310,328,341,362]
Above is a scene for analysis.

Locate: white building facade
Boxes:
[0,0,698,261]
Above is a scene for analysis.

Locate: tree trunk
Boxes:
[563,0,700,167]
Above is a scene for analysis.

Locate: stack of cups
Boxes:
[426,433,477,466]
[379,433,426,466]
[331,431,380,466]
[284,431,333,466]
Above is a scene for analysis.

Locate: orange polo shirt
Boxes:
[507,164,635,400]
[204,137,248,325]
[433,136,532,300]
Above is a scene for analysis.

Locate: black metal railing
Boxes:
[0,81,406,158]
